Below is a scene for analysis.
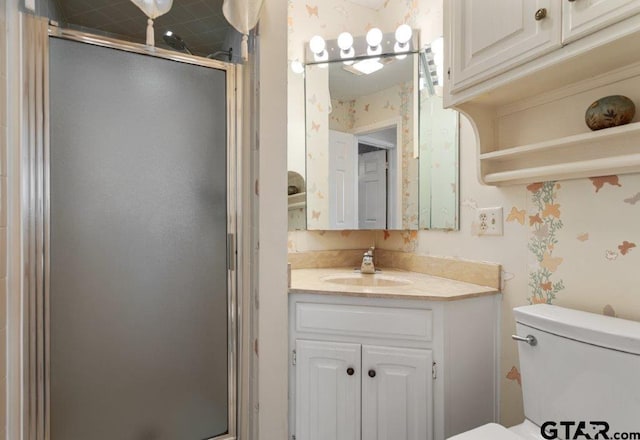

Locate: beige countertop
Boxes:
[290,267,500,301]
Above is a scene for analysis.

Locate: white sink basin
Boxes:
[320,273,413,287]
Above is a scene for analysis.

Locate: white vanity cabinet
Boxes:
[289,293,501,440]
[449,0,561,91]
[295,340,431,440]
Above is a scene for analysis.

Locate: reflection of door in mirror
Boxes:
[305,55,418,230]
[328,130,357,229]
[358,148,387,229]
[298,38,460,232]
[327,126,400,230]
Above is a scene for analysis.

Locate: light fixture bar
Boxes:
[305,28,419,65]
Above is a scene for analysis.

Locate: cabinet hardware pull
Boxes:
[535,8,547,20]
[512,334,537,346]
[368,369,376,378]
[347,367,355,376]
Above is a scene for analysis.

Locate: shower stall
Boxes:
[19,14,242,440]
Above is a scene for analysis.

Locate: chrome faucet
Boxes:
[360,246,376,274]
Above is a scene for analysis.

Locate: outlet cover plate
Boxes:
[477,207,503,236]
[25,0,36,11]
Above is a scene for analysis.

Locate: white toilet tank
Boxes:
[514,304,640,436]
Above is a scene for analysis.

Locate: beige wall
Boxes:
[0,0,6,436]
[258,0,289,438]
[287,0,640,427]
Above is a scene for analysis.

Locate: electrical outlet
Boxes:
[477,207,503,236]
[25,0,36,11]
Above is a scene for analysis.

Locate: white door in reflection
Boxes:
[358,149,387,229]
[329,130,358,229]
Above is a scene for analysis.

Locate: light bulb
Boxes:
[394,41,407,59]
[366,27,383,48]
[395,24,412,44]
[309,35,326,55]
[367,45,381,56]
[290,60,304,74]
[314,50,329,66]
[337,32,353,51]
[340,47,355,59]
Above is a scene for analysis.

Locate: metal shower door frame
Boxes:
[22,16,242,440]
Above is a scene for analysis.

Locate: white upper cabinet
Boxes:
[562,0,640,43]
[446,0,640,185]
[450,0,561,91]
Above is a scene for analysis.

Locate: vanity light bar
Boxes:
[305,27,419,65]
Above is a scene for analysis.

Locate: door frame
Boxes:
[14,15,244,440]
[353,117,402,230]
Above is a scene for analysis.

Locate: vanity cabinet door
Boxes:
[361,345,433,440]
[562,0,640,43]
[295,340,361,440]
[449,0,561,91]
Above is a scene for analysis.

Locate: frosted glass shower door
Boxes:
[49,38,231,439]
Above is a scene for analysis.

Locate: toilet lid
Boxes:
[448,423,524,440]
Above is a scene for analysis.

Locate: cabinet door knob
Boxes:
[535,8,547,20]
[347,367,355,376]
[368,369,376,378]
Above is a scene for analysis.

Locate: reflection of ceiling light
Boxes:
[316,50,329,67]
[394,42,407,59]
[346,58,384,75]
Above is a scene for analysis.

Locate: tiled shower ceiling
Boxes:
[54,0,238,58]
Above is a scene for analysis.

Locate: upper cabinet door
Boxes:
[563,0,640,43]
[450,0,561,91]
[361,345,433,440]
[295,340,361,440]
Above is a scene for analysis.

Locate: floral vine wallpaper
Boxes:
[287,0,640,428]
[526,182,565,304]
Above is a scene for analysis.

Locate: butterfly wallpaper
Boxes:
[286,0,640,427]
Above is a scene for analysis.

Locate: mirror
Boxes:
[287,36,459,231]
